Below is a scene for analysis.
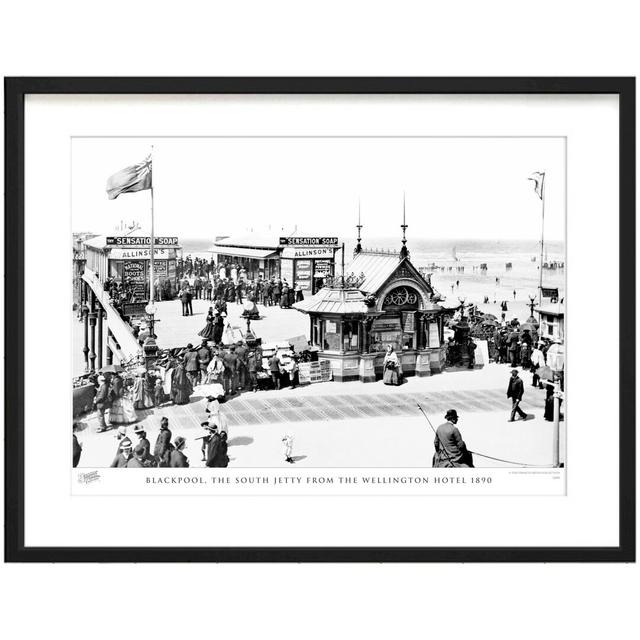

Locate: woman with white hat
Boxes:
[110,437,134,468]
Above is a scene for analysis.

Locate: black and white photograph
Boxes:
[6,77,632,561]
[71,136,566,478]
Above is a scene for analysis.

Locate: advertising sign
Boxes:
[123,260,146,298]
[122,302,149,317]
[280,258,294,284]
[106,236,178,246]
[279,237,338,246]
[281,247,336,259]
[295,259,312,293]
[154,260,168,277]
[110,248,170,259]
[314,259,333,277]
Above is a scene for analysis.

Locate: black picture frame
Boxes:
[4,77,635,563]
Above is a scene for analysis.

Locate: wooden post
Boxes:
[96,307,104,370]
[82,282,90,370]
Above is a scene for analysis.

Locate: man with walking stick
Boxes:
[417,405,473,468]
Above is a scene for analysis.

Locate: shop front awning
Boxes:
[211,247,279,260]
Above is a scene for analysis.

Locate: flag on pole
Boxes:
[106,156,152,200]
[528,171,545,200]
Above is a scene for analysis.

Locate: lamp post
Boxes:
[458,296,466,320]
[143,301,159,369]
[547,342,565,468]
[528,294,536,320]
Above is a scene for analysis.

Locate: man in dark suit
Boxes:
[205,425,221,468]
[179,287,190,316]
[72,425,82,468]
[268,351,281,390]
[234,340,248,390]
[433,409,473,468]
[183,343,200,387]
[222,345,238,395]
[153,417,172,466]
[197,340,211,384]
[168,436,189,467]
[126,443,157,468]
[507,369,527,422]
[186,287,194,316]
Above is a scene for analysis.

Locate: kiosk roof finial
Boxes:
[400,192,409,258]
[355,198,363,255]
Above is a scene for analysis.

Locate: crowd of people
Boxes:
[73,357,235,469]
[74,300,312,468]
[175,271,305,310]
[97,256,307,325]
[102,411,230,469]
[488,321,563,424]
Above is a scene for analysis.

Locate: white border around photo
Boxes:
[23,93,619,548]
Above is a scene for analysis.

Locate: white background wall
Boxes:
[1,2,638,639]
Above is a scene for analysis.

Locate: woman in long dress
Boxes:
[109,374,138,424]
[382,345,400,386]
[171,361,193,405]
[205,351,225,384]
[198,307,216,340]
[133,371,154,410]
[212,311,225,345]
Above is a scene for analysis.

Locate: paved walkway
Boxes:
[211,387,545,427]
[75,364,558,469]
[153,296,310,349]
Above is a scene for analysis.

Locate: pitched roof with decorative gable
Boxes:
[345,252,402,295]
[346,251,433,297]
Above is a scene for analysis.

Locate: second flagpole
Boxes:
[538,176,546,305]
[149,148,156,338]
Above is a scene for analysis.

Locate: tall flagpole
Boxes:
[149,145,156,306]
[538,175,546,305]
[149,148,156,338]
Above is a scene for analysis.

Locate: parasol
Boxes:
[482,318,500,327]
[519,322,538,332]
[99,364,124,374]
[537,365,554,382]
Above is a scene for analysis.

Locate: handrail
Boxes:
[81,268,141,361]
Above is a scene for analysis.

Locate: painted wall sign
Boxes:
[281,247,336,259]
[109,248,170,259]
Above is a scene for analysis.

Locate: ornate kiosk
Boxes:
[293,219,446,382]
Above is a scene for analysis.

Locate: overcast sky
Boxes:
[72,137,565,242]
